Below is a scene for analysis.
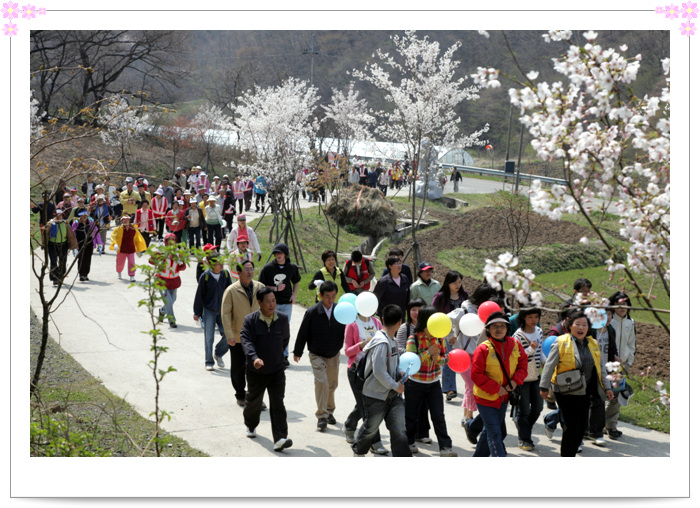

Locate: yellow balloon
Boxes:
[427,312,452,338]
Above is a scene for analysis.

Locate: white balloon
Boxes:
[459,313,484,336]
[355,292,379,317]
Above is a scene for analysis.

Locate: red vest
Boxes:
[345,258,371,290]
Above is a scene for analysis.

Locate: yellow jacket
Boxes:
[549,333,604,391]
[110,225,147,253]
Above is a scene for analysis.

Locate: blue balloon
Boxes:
[542,336,557,358]
[399,352,421,376]
[333,302,357,325]
[338,293,357,307]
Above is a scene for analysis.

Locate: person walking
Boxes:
[351,304,412,457]
[539,310,615,457]
[471,312,528,457]
[222,259,265,407]
[193,252,232,371]
[71,210,101,282]
[110,214,147,282]
[152,233,187,328]
[46,209,78,287]
[342,311,388,454]
[240,287,293,452]
[511,306,545,451]
[293,281,346,432]
[405,306,458,457]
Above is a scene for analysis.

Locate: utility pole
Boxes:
[302,34,319,86]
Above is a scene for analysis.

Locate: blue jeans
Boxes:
[442,341,457,394]
[276,303,292,357]
[202,307,228,367]
[515,379,543,444]
[544,408,561,430]
[474,401,508,457]
[353,393,411,457]
[344,367,380,445]
[160,288,177,324]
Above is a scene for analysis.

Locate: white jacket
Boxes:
[611,314,636,369]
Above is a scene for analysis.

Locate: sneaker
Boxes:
[593,437,606,447]
[577,441,583,453]
[464,419,478,445]
[158,310,165,323]
[342,425,356,444]
[117,273,122,280]
[445,391,457,401]
[246,427,256,438]
[214,355,225,368]
[236,399,246,408]
[416,437,432,444]
[283,356,290,367]
[273,438,293,451]
[205,365,214,371]
[129,276,136,282]
[440,447,458,457]
[408,443,419,454]
[327,414,336,425]
[317,418,328,431]
[84,277,89,281]
[79,276,86,282]
[518,441,534,451]
[169,323,177,328]
[545,425,555,440]
[370,443,389,455]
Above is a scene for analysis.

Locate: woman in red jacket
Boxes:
[165,200,187,243]
[471,311,528,457]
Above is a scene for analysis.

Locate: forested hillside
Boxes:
[31,30,669,157]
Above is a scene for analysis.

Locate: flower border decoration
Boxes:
[657,3,698,35]
[2,3,46,37]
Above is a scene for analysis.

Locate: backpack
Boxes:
[354,353,371,386]
[353,330,389,387]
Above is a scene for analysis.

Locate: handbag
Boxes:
[492,341,520,407]
[556,369,586,394]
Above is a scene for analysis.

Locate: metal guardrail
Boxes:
[446,164,567,186]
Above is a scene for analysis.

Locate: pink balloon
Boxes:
[448,349,472,373]
[478,301,502,323]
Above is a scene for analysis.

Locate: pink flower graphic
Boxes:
[680,21,697,34]
[665,3,680,18]
[38,5,44,14]
[2,2,19,19]
[682,2,699,18]
[20,3,35,19]
[656,5,666,13]
[3,21,17,35]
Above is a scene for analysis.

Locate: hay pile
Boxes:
[326,184,398,238]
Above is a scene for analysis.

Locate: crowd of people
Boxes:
[32,168,638,457]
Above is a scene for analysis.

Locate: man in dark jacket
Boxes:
[259,242,301,364]
[193,254,232,371]
[293,281,346,431]
[240,287,293,452]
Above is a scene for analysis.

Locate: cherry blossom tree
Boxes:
[321,82,375,158]
[474,30,670,333]
[191,104,235,172]
[352,30,489,275]
[233,77,319,266]
[99,94,152,175]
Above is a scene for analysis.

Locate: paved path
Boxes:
[28,177,657,458]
